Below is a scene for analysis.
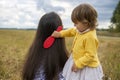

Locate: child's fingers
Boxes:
[51,31,55,36]
[73,68,78,72]
[71,65,78,72]
[51,31,57,37]
[51,31,60,38]
[71,66,74,72]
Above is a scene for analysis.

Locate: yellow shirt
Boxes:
[60,27,100,69]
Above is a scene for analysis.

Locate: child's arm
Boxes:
[52,27,77,38]
[51,31,61,38]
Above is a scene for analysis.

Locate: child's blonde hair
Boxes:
[71,3,98,29]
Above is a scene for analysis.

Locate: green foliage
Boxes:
[111,1,120,32]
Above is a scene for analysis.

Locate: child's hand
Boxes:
[51,31,61,38]
[71,63,79,72]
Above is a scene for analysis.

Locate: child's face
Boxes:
[74,21,89,32]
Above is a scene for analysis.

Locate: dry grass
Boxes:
[0,30,120,80]
[0,30,35,80]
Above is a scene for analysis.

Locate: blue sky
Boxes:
[0,0,119,29]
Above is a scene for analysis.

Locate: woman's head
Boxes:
[36,12,63,42]
[22,12,68,80]
[71,3,98,30]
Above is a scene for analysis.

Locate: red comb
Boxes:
[56,26,62,31]
[43,26,62,48]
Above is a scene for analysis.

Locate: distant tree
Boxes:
[110,1,120,32]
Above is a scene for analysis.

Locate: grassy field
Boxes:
[0,30,120,80]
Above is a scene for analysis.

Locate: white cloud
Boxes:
[0,0,45,29]
[25,14,33,21]
[2,19,20,28]
[36,0,65,13]
[98,21,111,29]
[0,0,119,29]
[23,21,36,28]
[52,0,71,8]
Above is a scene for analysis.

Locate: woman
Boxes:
[22,12,68,80]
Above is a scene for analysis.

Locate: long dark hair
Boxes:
[22,12,68,80]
